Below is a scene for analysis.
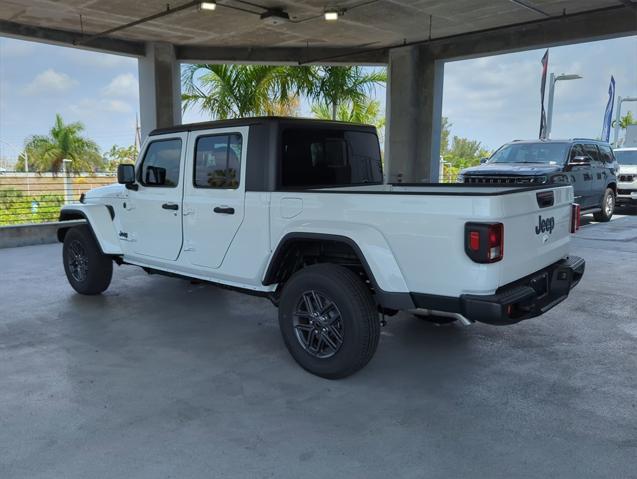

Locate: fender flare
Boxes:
[58,205,122,255]
[264,229,413,310]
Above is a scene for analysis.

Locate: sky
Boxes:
[0,34,636,165]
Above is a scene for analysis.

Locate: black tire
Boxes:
[63,225,113,295]
[278,264,380,379]
[593,188,615,222]
[412,313,457,325]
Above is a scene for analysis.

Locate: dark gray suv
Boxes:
[458,139,618,222]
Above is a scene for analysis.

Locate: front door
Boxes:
[121,134,186,261]
[182,127,247,269]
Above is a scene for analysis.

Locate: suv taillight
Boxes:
[465,222,504,263]
[571,203,581,233]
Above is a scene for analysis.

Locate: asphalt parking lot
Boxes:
[1,210,636,479]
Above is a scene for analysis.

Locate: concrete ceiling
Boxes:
[0,0,631,50]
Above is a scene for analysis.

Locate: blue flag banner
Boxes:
[539,49,549,139]
[601,76,615,142]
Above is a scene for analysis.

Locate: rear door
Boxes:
[121,134,186,261]
[567,143,593,207]
[584,143,606,206]
[182,127,248,269]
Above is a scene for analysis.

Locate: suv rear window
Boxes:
[281,129,383,188]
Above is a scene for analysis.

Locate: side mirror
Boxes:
[569,156,591,166]
[117,163,138,190]
[480,158,489,164]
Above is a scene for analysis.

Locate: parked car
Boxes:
[57,118,584,378]
[615,147,637,206]
[458,139,618,222]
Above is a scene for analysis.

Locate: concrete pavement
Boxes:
[1,213,636,478]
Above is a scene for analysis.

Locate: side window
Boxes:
[194,133,242,188]
[584,144,601,162]
[281,129,382,188]
[598,144,613,163]
[139,139,182,187]
[570,144,584,161]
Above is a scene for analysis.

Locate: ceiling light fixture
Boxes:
[199,1,217,11]
[324,8,340,21]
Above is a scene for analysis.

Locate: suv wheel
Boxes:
[593,188,615,222]
[278,264,380,379]
[63,225,113,295]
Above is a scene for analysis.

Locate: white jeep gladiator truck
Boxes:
[58,117,585,378]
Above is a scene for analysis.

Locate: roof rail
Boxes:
[570,138,602,142]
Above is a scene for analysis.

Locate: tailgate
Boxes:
[498,185,573,287]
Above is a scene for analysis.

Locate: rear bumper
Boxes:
[460,256,585,325]
[410,256,585,325]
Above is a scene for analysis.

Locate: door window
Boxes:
[583,144,601,162]
[139,139,182,187]
[598,144,614,163]
[194,134,242,188]
[569,144,585,162]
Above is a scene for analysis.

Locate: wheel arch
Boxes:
[263,232,413,310]
[58,205,122,255]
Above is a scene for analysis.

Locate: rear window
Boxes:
[280,129,383,188]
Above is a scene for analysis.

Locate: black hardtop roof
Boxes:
[149,116,377,136]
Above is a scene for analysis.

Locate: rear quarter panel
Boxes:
[269,186,573,297]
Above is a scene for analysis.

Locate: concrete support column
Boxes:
[138,42,181,140]
[384,45,444,183]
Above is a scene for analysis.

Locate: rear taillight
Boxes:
[571,203,581,233]
[465,222,504,263]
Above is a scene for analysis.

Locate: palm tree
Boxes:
[22,114,101,174]
[181,64,312,119]
[307,66,386,120]
[311,97,384,128]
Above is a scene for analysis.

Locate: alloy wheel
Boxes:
[293,290,344,359]
[67,240,89,282]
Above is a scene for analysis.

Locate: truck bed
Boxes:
[268,183,575,298]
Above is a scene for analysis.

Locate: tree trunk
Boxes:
[332,102,337,121]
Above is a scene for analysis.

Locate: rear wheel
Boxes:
[278,264,380,379]
[63,225,113,295]
[593,188,615,222]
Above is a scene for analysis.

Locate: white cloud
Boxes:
[101,73,138,98]
[68,98,133,117]
[22,69,77,95]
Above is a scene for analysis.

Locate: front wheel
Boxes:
[278,264,380,379]
[593,188,615,222]
[63,225,113,295]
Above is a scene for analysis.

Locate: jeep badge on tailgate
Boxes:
[535,215,555,235]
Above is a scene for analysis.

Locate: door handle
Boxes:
[213,206,235,215]
[162,203,179,210]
